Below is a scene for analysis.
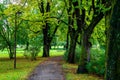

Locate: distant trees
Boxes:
[37,0,66,57]
[0,0,66,59]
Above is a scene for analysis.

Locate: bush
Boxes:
[24,46,40,61]
[24,35,42,60]
[75,46,81,63]
[63,44,105,75]
[86,48,105,75]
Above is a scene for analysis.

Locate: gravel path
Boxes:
[28,56,65,80]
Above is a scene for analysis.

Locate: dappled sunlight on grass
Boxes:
[63,63,103,80]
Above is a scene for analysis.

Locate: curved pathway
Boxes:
[28,56,65,80]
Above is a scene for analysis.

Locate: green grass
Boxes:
[37,49,65,57]
[0,49,65,80]
[0,49,104,80]
[62,63,104,80]
[0,57,46,80]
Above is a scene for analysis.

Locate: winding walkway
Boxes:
[28,56,65,80]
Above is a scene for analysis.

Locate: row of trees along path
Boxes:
[28,56,65,80]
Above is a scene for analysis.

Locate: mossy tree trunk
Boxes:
[67,0,80,63]
[67,30,78,63]
[77,32,90,73]
[67,0,75,63]
[77,11,104,74]
[77,0,106,74]
[105,0,120,79]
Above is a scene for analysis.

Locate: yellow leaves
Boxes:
[28,22,42,38]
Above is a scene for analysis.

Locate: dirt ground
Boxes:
[28,56,65,80]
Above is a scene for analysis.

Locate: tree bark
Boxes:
[38,0,51,57]
[42,25,50,57]
[67,0,81,63]
[77,32,89,73]
[105,0,120,79]
[77,11,104,74]
[67,31,78,63]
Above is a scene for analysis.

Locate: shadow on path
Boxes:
[28,56,65,80]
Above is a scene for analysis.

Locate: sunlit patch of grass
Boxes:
[0,57,46,80]
[38,50,65,57]
[50,50,65,56]
[63,63,103,80]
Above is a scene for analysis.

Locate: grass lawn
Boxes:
[0,49,103,80]
[0,49,65,80]
[0,57,46,80]
[62,63,104,80]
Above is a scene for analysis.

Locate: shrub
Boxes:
[86,48,105,75]
[63,44,105,75]
[74,45,81,63]
[24,35,42,60]
[24,46,40,61]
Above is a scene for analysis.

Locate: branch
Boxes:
[86,12,104,35]
[92,0,95,13]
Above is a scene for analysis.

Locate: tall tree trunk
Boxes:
[39,0,51,57]
[77,32,89,73]
[42,26,50,57]
[105,0,120,79]
[67,0,76,63]
[67,32,78,63]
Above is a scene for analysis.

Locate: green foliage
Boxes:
[74,45,81,63]
[86,47,105,75]
[90,18,106,47]
[24,35,42,60]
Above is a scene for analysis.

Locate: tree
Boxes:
[1,0,27,68]
[37,0,66,57]
[65,0,82,63]
[66,0,76,63]
[0,3,14,59]
[77,0,105,73]
[105,0,120,79]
